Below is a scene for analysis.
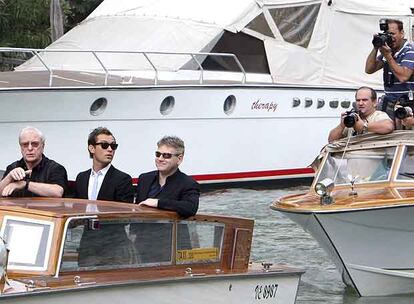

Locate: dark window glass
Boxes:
[246,13,274,38]
[201,31,269,74]
[269,4,320,48]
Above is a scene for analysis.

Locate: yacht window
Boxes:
[397,146,414,180]
[176,222,224,264]
[268,4,320,48]
[201,31,270,74]
[316,147,396,185]
[246,13,274,38]
[1,216,54,271]
[60,218,174,271]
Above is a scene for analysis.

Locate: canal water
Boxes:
[199,187,414,304]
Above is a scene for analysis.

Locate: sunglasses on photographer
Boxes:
[95,142,118,150]
[155,151,181,159]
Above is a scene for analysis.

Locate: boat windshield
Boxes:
[316,147,396,185]
[60,217,225,272]
[396,146,414,181]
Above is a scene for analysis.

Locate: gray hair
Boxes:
[19,126,45,144]
[157,136,185,155]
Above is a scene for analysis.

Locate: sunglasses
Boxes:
[95,142,118,150]
[155,151,181,159]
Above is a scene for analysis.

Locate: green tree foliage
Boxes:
[0,0,103,48]
[0,0,51,48]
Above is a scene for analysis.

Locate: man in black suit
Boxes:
[136,135,200,217]
[75,127,134,267]
[134,136,200,263]
[75,127,134,203]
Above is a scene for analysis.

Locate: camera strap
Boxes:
[383,62,394,87]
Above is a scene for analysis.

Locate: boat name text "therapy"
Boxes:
[251,99,278,112]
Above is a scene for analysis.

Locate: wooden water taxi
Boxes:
[272,131,414,297]
[0,197,302,303]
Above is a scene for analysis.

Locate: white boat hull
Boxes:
[278,205,414,296]
[2,270,301,303]
[0,84,355,183]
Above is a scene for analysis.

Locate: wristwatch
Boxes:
[362,121,369,133]
[24,177,30,191]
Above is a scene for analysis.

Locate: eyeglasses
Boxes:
[95,142,118,150]
[155,151,181,159]
[20,141,41,149]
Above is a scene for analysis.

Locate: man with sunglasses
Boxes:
[136,135,200,217]
[74,127,134,202]
[75,127,134,267]
[0,126,68,197]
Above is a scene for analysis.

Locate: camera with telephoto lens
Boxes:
[343,109,359,128]
[395,106,413,119]
[394,94,414,119]
[372,19,393,48]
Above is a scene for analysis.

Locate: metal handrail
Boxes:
[0,48,247,87]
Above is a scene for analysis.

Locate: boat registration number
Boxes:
[255,284,278,300]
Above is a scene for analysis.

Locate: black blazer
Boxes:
[136,169,200,217]
[75,165,134,203]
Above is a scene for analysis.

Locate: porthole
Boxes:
[341,100,351,108]
[305,98,313,107]
[329,100,339,108]
[160,96,175,115]
[223,95,236,115]
[292,97,300,107]
[317,98,325,109]
[90,97,108,116]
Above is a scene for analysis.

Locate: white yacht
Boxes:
[0,0,412,185]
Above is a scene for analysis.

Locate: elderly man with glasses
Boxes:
[136,135,200,218]
[74,127,134,203]
[0,126,68,197]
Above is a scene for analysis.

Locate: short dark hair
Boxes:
[387,19,403,32]
[355,86,377,101]
[157,136,185,155]
[88,127,115,158]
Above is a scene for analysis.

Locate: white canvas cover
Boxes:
[18,0,414,90]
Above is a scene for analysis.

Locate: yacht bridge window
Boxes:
[245,13,274,38]
[268,4,321,48]
[201,31,269,74]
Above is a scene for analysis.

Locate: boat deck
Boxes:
[0,70,253,88]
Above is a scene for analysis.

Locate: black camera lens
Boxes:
[372,33,393,48]
[395,107,412,119]
[344,115,356,128]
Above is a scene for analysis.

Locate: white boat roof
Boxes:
[326,130,414,152]
[16,0,414,89]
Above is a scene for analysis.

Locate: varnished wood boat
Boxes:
[0,197,302,303]
[272,131,414,297]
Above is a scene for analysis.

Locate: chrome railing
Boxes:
[0,48,247,87]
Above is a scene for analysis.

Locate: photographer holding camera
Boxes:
[328,87,394,143]
[365,19,414,101]
[394,101,414,129]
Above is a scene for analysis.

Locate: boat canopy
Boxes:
[17,0,414,89]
